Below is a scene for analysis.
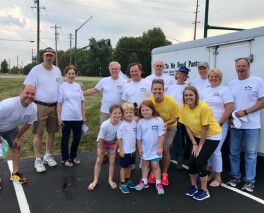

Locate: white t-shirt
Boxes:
[117,120,137,153]
[191,77,210,96]
[166,84,187,107]
[122,79,151,106]
[201,85,234,121]
[57,82,84,121]
[145,74,175,91]
[0,97,37,132]
[137,117,164,160]
[24,64,63,103]
[119,71,129,80]
[95,77,126,113]
[97,119,121,142]
[228,76,264,129]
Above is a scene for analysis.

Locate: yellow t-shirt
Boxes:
[179,101,222,137]
[148,95,179,128]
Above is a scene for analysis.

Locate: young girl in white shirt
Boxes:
[135,100,165,195]
[88,104,123,191]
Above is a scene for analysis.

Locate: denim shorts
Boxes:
[0,127,19,148]
[120,152,136,168]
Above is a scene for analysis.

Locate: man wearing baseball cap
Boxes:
[24,47,63,173]
[190,61,210,95]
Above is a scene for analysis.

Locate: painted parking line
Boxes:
[7,160,30,213]
[170,160,264,205]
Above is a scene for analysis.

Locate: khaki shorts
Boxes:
[100,112,110,124]
[32,104,59,134]
[164,126,177,145]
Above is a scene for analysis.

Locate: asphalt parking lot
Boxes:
[0,151,263,213]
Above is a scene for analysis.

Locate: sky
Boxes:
[0,0,264,68]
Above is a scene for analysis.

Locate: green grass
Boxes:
[0,78,101,160]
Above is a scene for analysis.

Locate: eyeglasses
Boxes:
[155,65,163,67]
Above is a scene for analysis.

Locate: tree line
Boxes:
[0,27,171,77]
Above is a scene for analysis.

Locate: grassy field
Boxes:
[0,78,102,161]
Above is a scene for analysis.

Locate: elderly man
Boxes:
[190,61,210,95]
[83,61,126,123]
[24,47,63,173]
[227,58,264,192]
[145,60,175,90]
[122,63,151,107]
[0,85,37,184]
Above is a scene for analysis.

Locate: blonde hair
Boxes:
[207,68,223,84]
[122,102,135,111]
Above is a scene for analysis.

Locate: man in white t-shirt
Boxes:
[24,47,63,173]
[0,85,37,185]
[145,60,175,91]
[83,61,126,123]
[122,63,151,109]
[227,58,264,192]
[190,61,210,95]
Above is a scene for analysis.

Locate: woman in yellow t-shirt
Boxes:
[148,79,179,186]
[180,86,221,201]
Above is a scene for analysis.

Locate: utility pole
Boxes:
[8,59,10,70]
[32,49,34,64]
[193,0,200,40]
[31,0,45,64]
[68,33,73,65]
[17,56,19,67]
[51,24,61,67]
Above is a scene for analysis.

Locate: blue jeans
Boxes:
[229,128,260,183]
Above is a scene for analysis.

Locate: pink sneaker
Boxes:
[156,183,165,195]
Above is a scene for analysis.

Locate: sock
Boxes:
[45,153,51,157]
[35,158,41,162]
[121,182,126,185]
[125,178,130,182]
[156,180,161,186]
[142,178,147,184]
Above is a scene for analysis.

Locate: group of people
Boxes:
[0,47,264,201]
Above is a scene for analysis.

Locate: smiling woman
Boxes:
[148,79,179,186]
[180,86,222,201]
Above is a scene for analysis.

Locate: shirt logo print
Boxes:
[152,125,158,130]
[117,85,123,90]
[245,86,252,90]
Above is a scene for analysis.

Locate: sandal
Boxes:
[73,159,81,165]
[88,183,97,191]
[209,179,222,187]
[64,161,74,167]
[109,182,117,190]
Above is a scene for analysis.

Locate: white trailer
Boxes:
[152,26,264,156]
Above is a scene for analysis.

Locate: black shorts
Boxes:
[120,152,136,168]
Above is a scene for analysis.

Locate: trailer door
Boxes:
[207,39,253,85]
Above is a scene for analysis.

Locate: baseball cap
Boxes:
[178,67,190,74]
[43,47,56,56]
[198,61,209,68]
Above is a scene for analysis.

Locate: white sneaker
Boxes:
[34,160,46,173]
[43,155,57,167]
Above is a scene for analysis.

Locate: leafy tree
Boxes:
[0,59,8,73]
[9,66,20,74]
